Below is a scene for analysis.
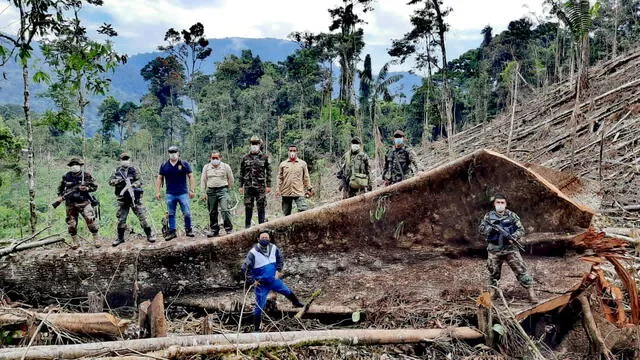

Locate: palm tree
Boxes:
[363,62,403,167]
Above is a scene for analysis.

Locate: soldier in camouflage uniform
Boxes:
[108,152,156,247]
[239,136,272,228]
[341,136,371,198]
[382,130,418,186]
[55,157,100,249]
[478,194,537,302]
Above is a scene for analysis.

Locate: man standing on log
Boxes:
[382,130,418,186]
[239,136,271,228]
[55,157,100,249]
[478,194,537,302]
[200,151,234,237]
[109,152,156,246]
[340,136,371,198]
[155,146,196,240]
[241,230,304,332]
[277,144,312,216]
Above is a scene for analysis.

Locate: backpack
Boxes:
[346,152,369,190]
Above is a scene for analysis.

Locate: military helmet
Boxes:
[67,157,84,166]
[249,136,262,144]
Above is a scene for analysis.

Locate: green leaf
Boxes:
[492,323,506,336]
[32,71,51,84]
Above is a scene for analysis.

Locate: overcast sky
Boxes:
[1,0,548,71]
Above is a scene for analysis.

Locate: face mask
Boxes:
[351,144,360,152]
[289,152,297,159]
[495,204,506,213]
[250,145,260,153]
[259,239,270,247]
[70,165,81,173]
[211,159,221,166]
[120,160,131,167]
[169,153,179,160]
[394,137,404,146]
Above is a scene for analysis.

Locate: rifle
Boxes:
[336,168,348,192]
[119,169,136,202]
[51,186,78,208]
[489,223,526,252]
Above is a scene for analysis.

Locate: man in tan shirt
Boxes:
[200,151,234,237]
[277,145,313,216]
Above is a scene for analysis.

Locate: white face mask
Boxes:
[120,160,131,167]
[495,204,507,213]
[351,144,360,152]
[169,153,179,161]
[211,159,221,166]
[289,152,297,159]
[70,165,81,173]
[250,145,260,153]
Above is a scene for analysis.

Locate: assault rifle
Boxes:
[119,169,136,201]
[489,222,526,252]
[336,168,348,192]
[51,186,78,208]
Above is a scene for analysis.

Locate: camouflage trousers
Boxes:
[116,199,150,230]
[66,201,98,236]
[487,250,534,288]
[244,186,267,227]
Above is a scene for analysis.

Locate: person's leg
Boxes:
[272,279,304,307]
[294,196,309,212]
[177,193,192,234]
[256,187,267,224]
[218,188,233,232]
[80,203,100,247]
[253,284,270,332]
[207,189,220,234]
[132,201,155,242]
[505,250,536,302]
[244,187,255,228]
[486,251,504,295]
[165,194,178,234]
[282,197,293,216]
[114,200,130,246]
[66,203,80,248]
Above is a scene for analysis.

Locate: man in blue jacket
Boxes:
[241,230,304,332]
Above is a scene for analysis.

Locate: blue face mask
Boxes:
[394,137,404,146]
[259,239,270,247]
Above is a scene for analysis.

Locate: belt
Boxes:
[208,186,228,190]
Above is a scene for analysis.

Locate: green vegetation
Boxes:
[0,0,638,238]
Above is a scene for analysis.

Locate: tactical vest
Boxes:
[63,172,90,203]
[242,153,269,188]
[487,212,518,244]
[387,148,412,180]
[113,166,143,202]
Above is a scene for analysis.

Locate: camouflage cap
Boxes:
[120,152,131,160]
[249,135,262,144]
[351,136,362,144]
[393,130,405,137]
[67,157,84,166]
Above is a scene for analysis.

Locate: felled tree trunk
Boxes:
[0,327,483,360]
[0,150,594,308]
[0,309,130,337]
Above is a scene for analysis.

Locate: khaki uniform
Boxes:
[201,162,234,233]
[278,158,311,215]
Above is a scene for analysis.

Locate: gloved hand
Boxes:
[79,185,88,192]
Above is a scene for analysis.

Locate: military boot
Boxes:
[112,228,125,247]
[527,287,538,303]
[253,314,262,332]
[144,227,156,243]
[92,232,101,248]
[285,293,305,308]
[257,208,266,224]
[69,235,79,250]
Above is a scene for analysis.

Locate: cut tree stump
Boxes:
[148,292,167,337]
[87,291,102,313]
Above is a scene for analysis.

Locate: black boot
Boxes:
[112,228,125,247]
[144,227,156,243]
[253,314,262,332]
[258,207,266,224]
[285,293,304,308]
[245,207,253,228]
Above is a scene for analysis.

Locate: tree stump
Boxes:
[87,291,102,313]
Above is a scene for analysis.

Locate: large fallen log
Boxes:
[0,309,130,337]
[0,327,483,360]
[0,150,594,308]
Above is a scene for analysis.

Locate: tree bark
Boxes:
[0,150,594,307]
[507,63,520,156]
[23,62,37,234]
[0,327,483,360]
[578,295,614,360]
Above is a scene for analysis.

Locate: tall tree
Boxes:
[159,22,212,124]
[141,56,186,108]
[328,0,374,115]
[0,0,106,233]
[359,54,372,141]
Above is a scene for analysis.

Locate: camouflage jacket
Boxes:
[478,210,525,252]
[382,146,417,184]
[240,152,272,188]
[342,150,371,185]
[108,166,143,201]
[57,171,98,204]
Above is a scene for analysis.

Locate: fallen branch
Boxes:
[0,237,64,257]
[0,309,130,338]
[578,295,614,360]
[0,327,483,360]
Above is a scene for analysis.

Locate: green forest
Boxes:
[0,0,639,238]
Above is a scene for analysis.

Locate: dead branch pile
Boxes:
[421,50,640,225]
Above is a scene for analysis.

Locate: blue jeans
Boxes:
[253,278,292,318]
[165,193,192,231]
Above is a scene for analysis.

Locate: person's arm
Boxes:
[226,164,234,189]
[108,170,121,186]
[302,162,311,191]
[85,173,98,192]
[131,167,143,188]
[265,156,272,189]
[382,150,390,181]
[364,153,372,186]
[408,148,418,176]
[275,246,284,272]
[240,251,256,284]
[478,213,492,237]
[57,177,66,196]
[200,165,208,194]
[277,162,284,194]
[239,157,246,188]
[511,212,525,239]
[187,173,196,197]
[155,175,164,199]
